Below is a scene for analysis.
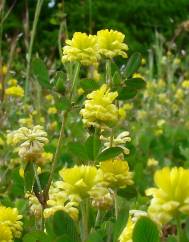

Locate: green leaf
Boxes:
[23,231,51,242]
[68,141,88,161]
[132,217,160,242]
[125,78,146,89]
[80,79,99,92]
[24,162,35,192]
[97,147,123,161]
[123,52,142,79]
[113,208,129,242]
[118,86,137,100]
[32,57,51,88]
[166,236,177,242]
[54,71,66,94]
[117,185,137,199]
[53,211,80,242]
[54,235,73,242]
[11,168,24,196]
[85,134,101,161]
[56,96,71,111]
[34,172,50,193]
[87,231,104,242]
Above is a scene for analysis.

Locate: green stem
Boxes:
[25,0,44,100]
[44,110,68,199]
[33,163,42,192]
[105,59,112,86]
[114,190,118,220]
[69,62,80,101]
[44,62,80,201]
[176,215,182,242]
[58,21,64,60]
[32,163,44,231]
[81,200,89,242]
[95,210,100,227]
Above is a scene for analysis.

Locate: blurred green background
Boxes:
[4,0,189,56]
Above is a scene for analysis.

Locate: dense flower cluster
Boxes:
[100,131,131,155]
[80,84,118,128]
[7,125,48,161]
[44,161,133,218]
[97,29,128,58]
[62,29,128,66]
[146,167,189,225]
[44,182,80,221]
[5,85,24,97]
[99,159,133,189]
[62,32,99,66]
[0,206,23,241]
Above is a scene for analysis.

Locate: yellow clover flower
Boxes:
[59,165,102,199]
[80,84,118,128]
[0,224,13,242]
[100,131,131,155]
[5,85,24,97]
[7,78,17,86]
[146,167,189,225]
[89,185,113,210]
[25,193,42,218]
[44,182,80,221]
[0,65,8,75]
[0,206,23,239]
[132,73,144,80]
[62,32,99,66]
[100,159,133,189]
[182,80,189,89]
[147,158,159,167]
[7,125,48,161]
[97,29,128,59]
[47,107,58,115]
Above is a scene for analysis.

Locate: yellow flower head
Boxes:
[146,167,189,225]
[0,206,23,239]
[100,131,131,155]
[5,85,24,97]
[62,32,99,66]
[0,224,13,242]
[175,88,184,101]
[80,84,118,128]
[100,159,133,189]
[132,73,144,80]
[7,125,48,161]
[18,116,33,127]
[89,185,113,210]
[59,165,101,198]
[147,158,159,167]
[7,79,17,86]
[1,65,8,75]
[25,193,42,218]
[77,88,85,96]
[182,80,189,89]
[44,182,80,221]
[45,94,55,103]
[36,152,53,165]
[47,107,58,115]
[48,121,58,131]
[97,29,128,58]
